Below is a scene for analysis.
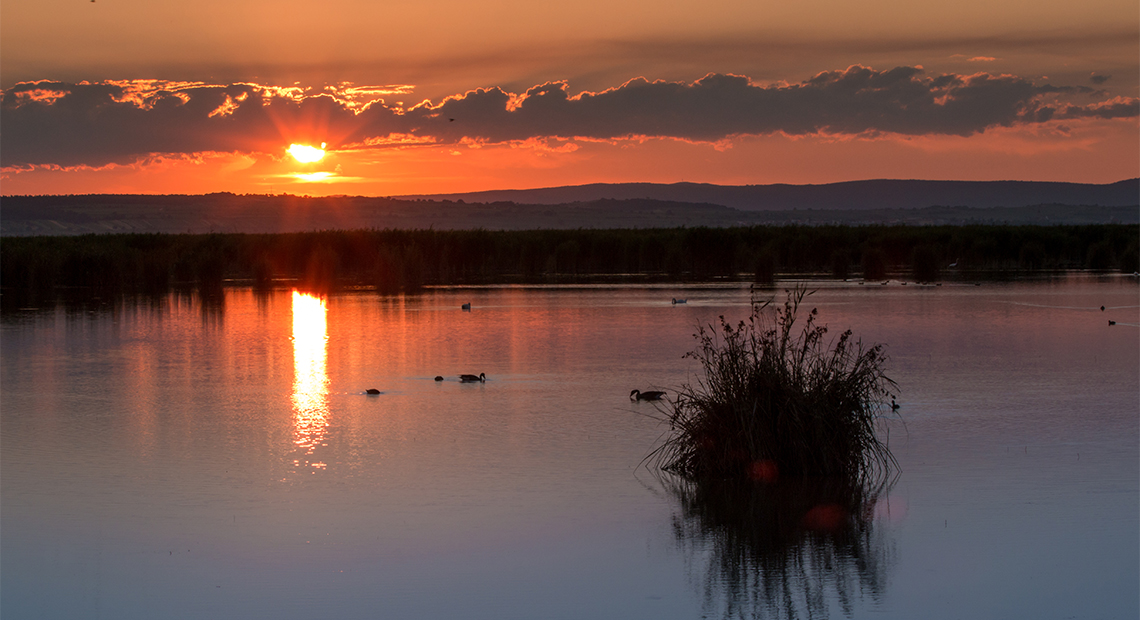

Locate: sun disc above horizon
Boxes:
[288,143,327,164]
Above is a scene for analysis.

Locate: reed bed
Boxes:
[653,288,898,485]
[3,224,1136,300]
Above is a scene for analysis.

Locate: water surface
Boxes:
[3,277,1137,619]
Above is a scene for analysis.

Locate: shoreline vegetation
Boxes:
[2,224,1137,309]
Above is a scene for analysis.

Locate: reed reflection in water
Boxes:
[668,475,894,620]
[291,290,330,467]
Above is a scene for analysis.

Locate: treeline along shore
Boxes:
[2,224,1137,306]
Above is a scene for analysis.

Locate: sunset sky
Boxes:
[2,0,1137,196]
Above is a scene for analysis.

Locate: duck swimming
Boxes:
[630,389,666,401]
[460,373,486,382]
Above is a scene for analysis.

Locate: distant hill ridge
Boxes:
[398,178,1140,211]
[2,179,1137,235]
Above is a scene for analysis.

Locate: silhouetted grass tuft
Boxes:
[653,287,898,485]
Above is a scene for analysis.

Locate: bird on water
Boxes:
[365,389,382,395]
[461,303,471,310]
[671,298,687,305]
[460,373,486,382]
[630,389,666,401]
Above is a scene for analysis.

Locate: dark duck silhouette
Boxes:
[365,389,382,395]
[630,389,666,401]
[460,373,486,383]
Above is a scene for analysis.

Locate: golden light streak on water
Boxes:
[291,291,329,460]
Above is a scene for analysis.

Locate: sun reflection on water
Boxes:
[291,291,329,460]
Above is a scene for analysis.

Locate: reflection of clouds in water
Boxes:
[668,476,895,620]
[292,291,329,459]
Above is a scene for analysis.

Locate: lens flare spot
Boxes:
[747,459,779,483]
[288,143,327,163]
[802,504,846,532]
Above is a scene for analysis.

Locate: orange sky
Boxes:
[1,0,1137,195]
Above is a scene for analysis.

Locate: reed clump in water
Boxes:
[655,288,897,485]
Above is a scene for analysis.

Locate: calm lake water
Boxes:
[3,276,1137,619]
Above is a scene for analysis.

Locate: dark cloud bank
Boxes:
[2,65,1136,168]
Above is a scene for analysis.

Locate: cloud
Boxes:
[3,66,1137,168]
[1055,97,1139,120]
[1089,73,1110,85]
[1,81,383,167]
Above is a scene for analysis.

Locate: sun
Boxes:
[287,143,327,164]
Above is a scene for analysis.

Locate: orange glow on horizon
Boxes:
[288,143,327,164]
[292,171,335,182]
[1,117,1136,196]
[288,171,359,183]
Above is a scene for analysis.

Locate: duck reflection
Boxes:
[668,475,894,619]
[291,291,329,461]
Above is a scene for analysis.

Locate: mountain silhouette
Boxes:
[398,178,1139,211]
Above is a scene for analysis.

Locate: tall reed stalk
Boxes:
[654,288,898,485]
